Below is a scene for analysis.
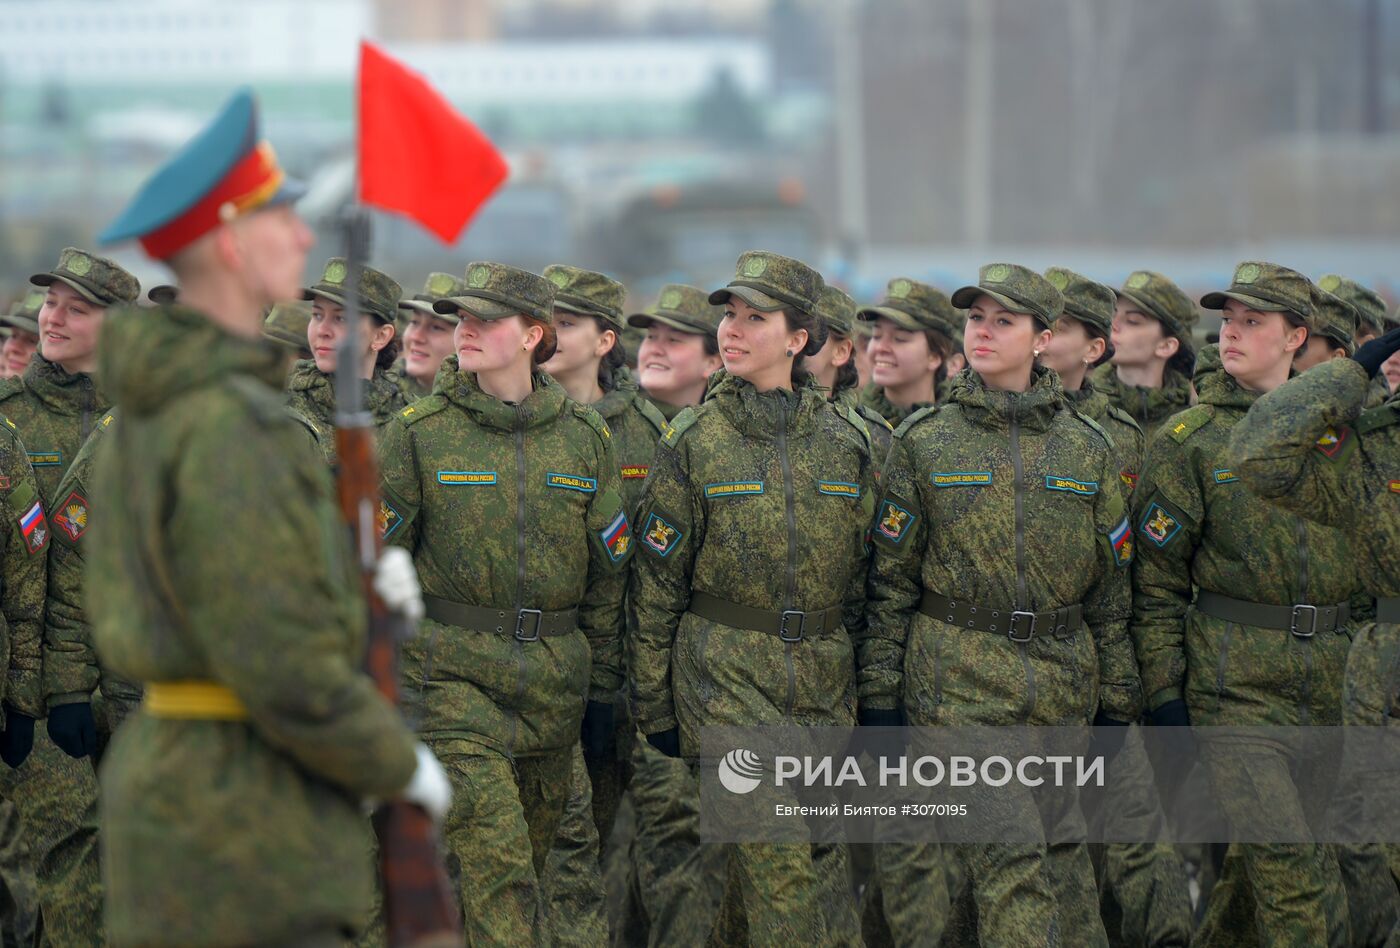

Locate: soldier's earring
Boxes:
[785,349,794,357]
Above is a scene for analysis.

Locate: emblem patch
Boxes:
[704,481,764,498]
[1126,272,1149,290]
[642,513,682,557]
[378,498,403,540]
[1109,516,1133,567]
[1315,426,1349,459]
[876,500,916,543]
[52,491,88,542]
[18,500,46,555]
[1213,469,1239,484]
[817,480,862,498]
[1140,502,1182,549]
[1390,480,1400,493]
[620,465,650,480]
[660,289,682,309]
[1045,475,1098,496]
[438,471,496,485]
[27,452,62,467]
[324,261,347,285]
[1119,470,1138,491]
[930,471,992,488]
[547,473,597,493]
[600,510,631,562]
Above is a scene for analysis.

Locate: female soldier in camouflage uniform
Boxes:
[378,261,632,945]
[807,284,893,464]
[857,278,960,429]
[287,257,407,462]
[1093,271,1197,439]
[1039,268,1194,948]
[397,272,468,397]
[630,250,877,945]
[867,263,1140,946]
[1132,262,1356,947]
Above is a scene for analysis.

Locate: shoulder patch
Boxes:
[599,509,632,562]
[377,497,404,540]
[641,512,683,557]
[571,402,612,442]
[17,499,47,555]
[1314,425,1357,462]
[874,496,918,544]
[832,401,875,455]
[660,407,701,448]
[1139,497,1186,550]
[892,404,941,439]
[633,396,669,437]
[1107,516,1134,567]
[1165,405,1215,444]
[1357,404,1399,435]
[52,491,88,542]
[399,396,450,427]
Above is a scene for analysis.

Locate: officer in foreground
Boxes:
[88,88,449,947]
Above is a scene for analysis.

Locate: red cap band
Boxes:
[139,142,286,260]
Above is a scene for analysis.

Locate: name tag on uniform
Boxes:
[817,480,861,498]
[1044,475,1097,496]
[1213,469,1239,484]
[930,471,991,488]
[621,465,650,479]
[704,481,764,498]
[438,471,496,486]
[547,473,597,493]
[27,452,62,467]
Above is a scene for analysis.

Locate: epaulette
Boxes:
[832,401,874,455]
[633,395,669,437]
[659,406,702,448]
[1071,409,1116,451]
[397,396,450,427]
[1106,404,1143,435]
[859,404,894,432]
[1164,405,1215,444]
[283,407,322,443]
[226,374,294,425]
[0,413,21,449]
[1357,402,1399,435]
[570,402,613,444]
[892,403,941,439]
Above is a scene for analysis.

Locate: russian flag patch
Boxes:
[1109,516,1133,567]
[18,500,46,555]
[600,509,631,562]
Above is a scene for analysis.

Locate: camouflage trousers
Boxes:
[1192,732,1349,948]
[538,745,607,947]
[1341,622,1400,946]
[0,727,102,947]
[1089,726,1193,948]
[614,737,723,946]
[0,796,35,948]
[431,739,572,947]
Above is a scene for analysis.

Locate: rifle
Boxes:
[334,208,461,948]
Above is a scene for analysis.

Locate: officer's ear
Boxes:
[1283,323,1309,355]
[1154,333,1181,360]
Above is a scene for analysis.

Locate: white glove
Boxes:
[401,743,452,824]
[373,546,424,625]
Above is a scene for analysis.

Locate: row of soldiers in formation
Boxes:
[1,228,1399,948]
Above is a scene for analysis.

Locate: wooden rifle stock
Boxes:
[334,209,461,948]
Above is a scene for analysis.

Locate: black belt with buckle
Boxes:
[918,590,1082,643]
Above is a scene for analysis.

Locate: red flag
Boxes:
[357,40,508,244]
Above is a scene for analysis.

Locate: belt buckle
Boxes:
[515,608,544,642]
[779,609,806,643]
[1290,604,1318,638]
[1008,610,1036,643]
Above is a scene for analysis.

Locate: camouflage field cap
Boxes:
[398,272,468,323]
[1308,285,1357,354]
[146,284,178,305]
[1045,267,1114,339]
[1200,261,1312,326]
[544,265,627,329]
[1317,274,1386,337]
[950,263,1063,329]
[3,288,44,335]
[816,285,858,337]
[263,301,313,352]
[302,258,402,325]
[433,261,555,323]
[709,250,823,317]
[29,247,140,307]
[857,278,959,337]
[627,284,721,337]
[1116,270,1197,340]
